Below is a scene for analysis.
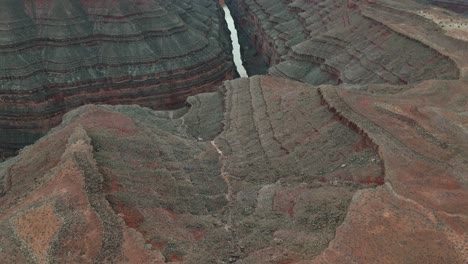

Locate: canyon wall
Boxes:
[0,0,234,157]
[227,0,460,85]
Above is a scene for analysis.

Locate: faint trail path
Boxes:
[210,140,233,202]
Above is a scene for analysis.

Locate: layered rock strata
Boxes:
[0,76,385,263]
[425,0,468,14]
[227,0,460,85]
[0,0,234,157]
[0,0,467,262]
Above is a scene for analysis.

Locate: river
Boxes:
[220,1,248,78]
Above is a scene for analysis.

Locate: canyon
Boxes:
[226,0,462,85]
[0,0,235,158]
[0,0,467,263]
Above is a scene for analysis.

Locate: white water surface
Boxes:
[222,5,248,77]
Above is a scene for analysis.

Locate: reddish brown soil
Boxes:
[14,205,61,264]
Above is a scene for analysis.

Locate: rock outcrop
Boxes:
[0,76,386,263]
[315,79,468,263]
[0,0,234,157]
[227,0,461,85]
[1,74,467,263]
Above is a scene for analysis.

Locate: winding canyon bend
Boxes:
[0,0,235,157]
[0,0,467,263]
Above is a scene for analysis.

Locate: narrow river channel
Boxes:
[220,1,248,77]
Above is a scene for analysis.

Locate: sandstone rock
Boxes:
[0,0,235,157]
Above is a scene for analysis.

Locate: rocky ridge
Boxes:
[0,76,385,263]
[315,79,467,263]
[1,74,466,263]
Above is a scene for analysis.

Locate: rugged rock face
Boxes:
[0,0,234,157]
[1,75,467,263]
[316,80,468,263]
[1,0,467,263]
[227,0,461,85]
[0,76,386,263]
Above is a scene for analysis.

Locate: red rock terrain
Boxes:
[314,79,468,263]
[0,76,385,263]
[0,0,467,263]
[0,0,235,157]
[0,75,466,263]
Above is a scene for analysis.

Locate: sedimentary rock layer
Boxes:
[1,0,467,262]
[0,0,234,157]
[227,0,460,85]
[425,0,468,14]
[0,76,385,263]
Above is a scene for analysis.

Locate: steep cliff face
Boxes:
[316,79,468,263]
[0,0,234,157]
[227,0,460,85]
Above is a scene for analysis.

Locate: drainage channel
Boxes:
[221,0,248,78]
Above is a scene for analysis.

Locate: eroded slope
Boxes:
[0,76,383,263]
[314,79,468,263]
